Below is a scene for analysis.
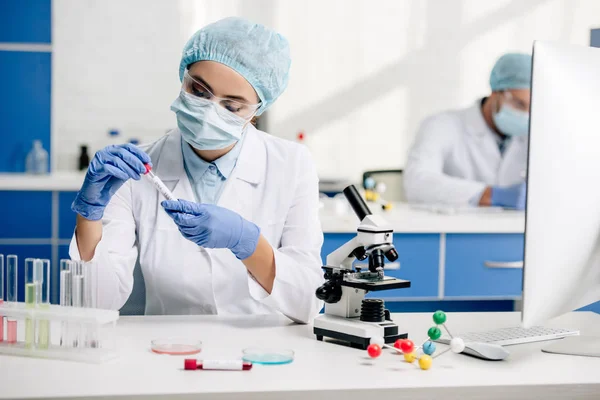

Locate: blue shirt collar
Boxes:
[181,138,242,182]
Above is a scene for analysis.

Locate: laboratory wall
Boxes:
[51,0,600,181]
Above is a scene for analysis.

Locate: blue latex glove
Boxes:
[491,182,527,210]
[72,144,151,220]
[161,199,261,260]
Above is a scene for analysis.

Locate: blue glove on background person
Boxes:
[161,200,261,260]
[72,144,151,220]
[491,182,527,210]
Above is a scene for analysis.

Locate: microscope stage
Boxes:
[342,277,411,291]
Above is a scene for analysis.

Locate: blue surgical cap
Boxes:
[179,17,291,115]
[489,53,532,92]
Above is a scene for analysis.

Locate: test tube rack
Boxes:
[0,302,119,363]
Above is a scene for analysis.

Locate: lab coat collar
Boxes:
[233,124,266,185]
[464,99,529,147]
[153,126,265,185]
[153,129,186,181]
[465,98,497,139]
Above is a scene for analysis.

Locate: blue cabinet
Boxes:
[0,191,52,238]
[322,233,440,298]
[59,192,78,239]
[0,51,52,172]
[0,0,52,43]
[445,234,524,297]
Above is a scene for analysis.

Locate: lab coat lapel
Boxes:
[217,126,266,222]
[152,130,195,229]
[211,127,267,314]
[497,136,528,185]
[464,100,502,182]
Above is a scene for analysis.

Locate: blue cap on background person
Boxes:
[179,17,291,116]
[489,53,532,91]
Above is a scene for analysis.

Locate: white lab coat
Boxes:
[403,99,528,205]
[69,127,325,323]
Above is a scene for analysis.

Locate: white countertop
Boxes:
[2,312,599,400]
[319,201,525,233]
[0,172,85,191]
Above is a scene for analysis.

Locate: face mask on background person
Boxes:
[492,101,529,137]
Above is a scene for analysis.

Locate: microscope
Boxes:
[313,185,411,349]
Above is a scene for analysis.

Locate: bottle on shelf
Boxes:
[108,129,121,146]
[25,140,49,174]
[78,145,90,171]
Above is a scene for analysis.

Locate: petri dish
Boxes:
[242,347,294,365]
[151,337,202,355]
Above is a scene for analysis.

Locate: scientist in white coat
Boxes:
[404,53,531,209]
[69,17,324,323]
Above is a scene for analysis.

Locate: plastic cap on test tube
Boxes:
[144,164,152,174]
[184,359,198,370]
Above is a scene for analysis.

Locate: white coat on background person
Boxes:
[404,53,532,208]
[403,100,528,205]
[69,17,325,324]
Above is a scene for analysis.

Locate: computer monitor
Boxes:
[522,40,600,356]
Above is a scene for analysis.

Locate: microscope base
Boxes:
[314,314,407,350]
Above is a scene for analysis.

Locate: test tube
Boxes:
[0,254,4,342]
[59,259,72,347]
[71,261,84,347]
[83,260,99,347]
[6,255,17,343]
[143,164,177,201]
[24,258,37,348]
[37,259,51,349]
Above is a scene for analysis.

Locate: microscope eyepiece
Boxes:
[343,185,372,221]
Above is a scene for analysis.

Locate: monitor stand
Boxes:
[542,336,600,357]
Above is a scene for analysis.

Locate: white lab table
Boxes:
[2,312,599,399]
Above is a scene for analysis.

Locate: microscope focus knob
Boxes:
[385,248,399,262]
[315,281,343,304]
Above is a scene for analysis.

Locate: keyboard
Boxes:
[436,326,580,346]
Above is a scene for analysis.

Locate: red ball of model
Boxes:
[400,339,415,354]
[394,339,405,350]
[367,344,382,358]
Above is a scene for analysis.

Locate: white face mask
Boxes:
[170,91,250,150]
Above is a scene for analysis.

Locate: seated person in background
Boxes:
[403,53,531,209]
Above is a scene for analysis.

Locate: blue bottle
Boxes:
[25,140,49,174]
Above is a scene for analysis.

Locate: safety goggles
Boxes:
[182,70,261,120]
[501,91,529,113]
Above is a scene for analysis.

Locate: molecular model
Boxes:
[363,177,393,211]
[366,311,465,370]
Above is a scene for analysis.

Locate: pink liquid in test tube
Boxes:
[7,320,17,343]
